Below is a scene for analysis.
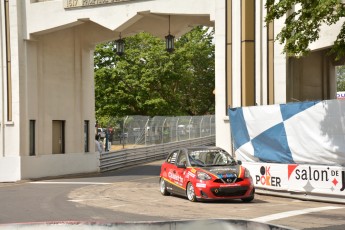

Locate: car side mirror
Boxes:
[237,160,242,165]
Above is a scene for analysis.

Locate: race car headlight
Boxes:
[196,171,212,180]
[244,168,251,178]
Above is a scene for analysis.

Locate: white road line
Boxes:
[110,205,127,208]
[30,181,112,185]
[29,176,158,185]
[68,198,110,202]
[127,176,159,182]
[250,206,343,223]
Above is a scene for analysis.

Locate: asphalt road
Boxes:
[0,160,344,230]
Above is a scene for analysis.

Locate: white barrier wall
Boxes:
[21,153,99,179]
[0,157,21,182]
[244,162,345,198]
[229,99,345,199]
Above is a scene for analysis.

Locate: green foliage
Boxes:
[265,0,345,60]
[336,65,345,91]
[94,26,215,125]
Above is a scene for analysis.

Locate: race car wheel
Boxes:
[186,182,197,202]
[160,178,169,196]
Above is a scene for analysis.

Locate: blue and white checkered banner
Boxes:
[229,99,345,166]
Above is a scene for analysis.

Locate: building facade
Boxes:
[0,0,341,181]
[215,1,344,153]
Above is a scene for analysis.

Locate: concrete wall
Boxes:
[25,25,96,155]
[21,153,99,179]
[0,157,21,182]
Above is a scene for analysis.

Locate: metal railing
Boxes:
[97,115,215,151]
[99,135,215,172]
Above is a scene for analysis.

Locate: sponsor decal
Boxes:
[64,0,132,8]
[255,166,281,187]
[294,166,329,181]
[196,183,206,188]
[168,171,183,183]
[209,167,234,172]
[216,173,237,183]
[187,171,196,178]
[337,91,345,99]
[288,165,345,193]
[217,173,236,179]
[245,163,345,197]
[170,152,178,164]
[220,184,240,187]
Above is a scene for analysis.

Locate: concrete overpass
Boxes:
[0,0,216,181]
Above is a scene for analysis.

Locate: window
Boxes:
[52,120,65,154]
[167,150,179,164]
[29,120,35,156]
[177,152,187,165]
[84,120,89,152]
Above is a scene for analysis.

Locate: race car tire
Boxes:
[241,194,254,202]
[186,182,197,202]
[159,178,169,196]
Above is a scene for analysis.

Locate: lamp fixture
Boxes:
[115,33,125,56]
[165,15,175,53]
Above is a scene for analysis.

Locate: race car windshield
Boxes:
[188,149,236,167]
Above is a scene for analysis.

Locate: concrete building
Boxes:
[0,0,341,182]
[215,1,344,153]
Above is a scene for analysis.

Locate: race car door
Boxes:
[171,150,188,196]
[164,149,188,195]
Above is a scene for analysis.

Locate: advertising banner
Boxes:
[244,162,345,197]
[337,91,345,99]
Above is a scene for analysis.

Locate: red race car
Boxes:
[159,146,255,202]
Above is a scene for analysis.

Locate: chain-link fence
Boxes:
[97,115,215,151]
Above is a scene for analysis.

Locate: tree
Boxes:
[171,27,215,115]
[336,65,345,91]
[94,26,215,125]
[265,0,345,59]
